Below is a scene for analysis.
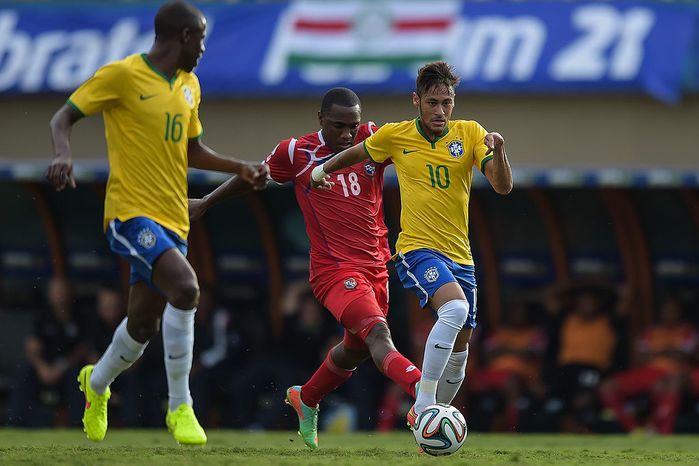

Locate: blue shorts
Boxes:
[106,217,187,293]
[395,248,478,328]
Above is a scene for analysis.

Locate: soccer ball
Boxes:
[412,403,467,456]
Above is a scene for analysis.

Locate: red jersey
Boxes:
[264,123,392,280]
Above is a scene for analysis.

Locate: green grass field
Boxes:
[1,429,698,465]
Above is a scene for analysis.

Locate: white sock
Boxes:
[437,346,469,405]
[90,318,148,395]
[162,302,195,411]
[414,300,468,413]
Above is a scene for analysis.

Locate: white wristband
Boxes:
[311,164,328,182]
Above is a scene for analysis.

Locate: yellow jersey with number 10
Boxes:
[67,53,203,240]
[363,118,492,265]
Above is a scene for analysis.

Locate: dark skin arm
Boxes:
[187,139,268,186]
[46,104,82,191]
[47,103,268,190]
[189,174,258,222]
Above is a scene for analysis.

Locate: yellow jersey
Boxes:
[364,118,492,265]
[68,53,203,240]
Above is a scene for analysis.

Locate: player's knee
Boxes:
[365,322,394,351]
[128,317,160,342]
[332,343,369,369]
[365,323,397,368]
[437,299,469,330]
[169,279,199,310]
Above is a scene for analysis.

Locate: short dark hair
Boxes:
[320,87,361,114]
[154,1,204,41]
[416,61,460,96]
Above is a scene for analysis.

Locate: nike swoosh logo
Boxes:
[446,378,464,384]
[168,353,188,360]
[119,355,133,363]
[402,149,419,154]
[139,94,157,100]
[434,344,452,350]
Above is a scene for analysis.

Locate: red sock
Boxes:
[653,390,682,434]
[301,350,353,408]
[382,350,422,398]
[600,388,637,432]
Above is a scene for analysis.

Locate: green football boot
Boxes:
[77,364,111,441]
[285,385,319,449]
[166,404,207,446]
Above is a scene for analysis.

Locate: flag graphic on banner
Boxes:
[261,0,461,85]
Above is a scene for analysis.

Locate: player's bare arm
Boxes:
[483,131,513,195]
[187,139,269,187]
[47,103,82,191]
[189,173,263,222]
[310,141,367,189]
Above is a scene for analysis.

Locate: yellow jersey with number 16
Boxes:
[363,118,492,265]
[67,53,203,240]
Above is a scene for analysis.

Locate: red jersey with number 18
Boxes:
[264,122,391,280]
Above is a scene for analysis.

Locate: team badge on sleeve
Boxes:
[344,278,358,289]
[447,139,464,159]
[424,267,439,283]
[137,228,156,249]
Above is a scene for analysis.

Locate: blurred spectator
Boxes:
[190,286,244,427]
[231,281,340,429]
[546,286,626,432]
[279,282,341,373]
[85,286,126,364]
[4,277,86,427]
[83,285,144,427]
[599,296,698,434]
[468,301,548,432]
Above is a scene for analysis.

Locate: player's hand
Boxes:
[252,164,270,191]
[484,132,505,156]
[46,154,76,191]
[238,162,262,186]
[188,198,208,222]
[311,176,334,190]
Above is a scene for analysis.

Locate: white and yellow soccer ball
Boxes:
[412,403,467,456]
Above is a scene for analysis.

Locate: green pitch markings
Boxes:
[0,430,697,465]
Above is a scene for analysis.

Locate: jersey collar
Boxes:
[415,118,449,149]
[140,54,178,89]
[317,129,326,147]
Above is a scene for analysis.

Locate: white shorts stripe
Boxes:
[398,251,429,302]
[109,219,152,271]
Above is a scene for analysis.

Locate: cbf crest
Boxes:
[137,228,156,249]
[183,86,194,107]
[424,266,439,283]
[447,139,464,159]
[364,161,377,177]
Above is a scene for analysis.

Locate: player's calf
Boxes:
[365,323,421,398]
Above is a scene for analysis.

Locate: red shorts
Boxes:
[610,365,671,396]
[311,266,389,351]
